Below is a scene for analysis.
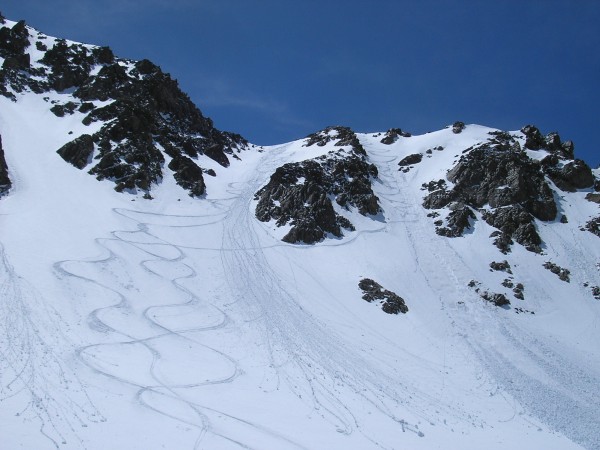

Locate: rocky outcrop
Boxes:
[543,261,571,282]
[380,128,411,145]
[423,131,558,253]
[452,121,465,134]
[521,125,574,159]
[398,153,422,167]
[584,217,600,238]
[490,260,512,273]
[467,280,511,307]
[168,155,205,197]
[0,19,248,197]
[0,134,11,196]
[255,127,380,244]
[358,278,408,314]
[545,159,594,192]
[57,134,94,169]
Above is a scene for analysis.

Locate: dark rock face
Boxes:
[546,159,594,192]
[0,19,248,197]
[57,134,94,169]
[0,134,11,196]
[359,278,408,314]
[490,260,512,273]
[452,121,465,134]
[423,132,557,253]
[480,291,510,307]
[398,153,423,167]
[255,127,381,244]
[168,155,205,197]
[0,20,29,57]
[543,262,570,282]
[467,280,511,307]
[435,204,475,237]
[586,193,600,204]
[584,217,600,238]
[513,283,525,300]
[521,125,574,159]
[380,128,411,145]
[482,206,542,253]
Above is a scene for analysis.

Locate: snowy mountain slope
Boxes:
[1,16,600,450]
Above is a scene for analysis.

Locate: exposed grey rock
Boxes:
[435,203,475,237]
[168,155,205,197]
[0,134,11,196]
[543,261,571,282]
[398,153,422,167]
[358,278,408,314]
[586,193,600,204]
[490,260,512,274]
[50,101,77,117]
[513,283,525,300]
[546,159,594,192]
[0,20,248,196]
[467,279,510,307]
[0,20,29,56]
[480,291,510,307]
[452,121,465,134]
[585,217,600,238]
[521,125,545,150]
[255,127,380,244]
[423,133,555,252]
[57,134,94,169]
[380,128,411,145]
[483,206,542,253]
[522,125,574,159]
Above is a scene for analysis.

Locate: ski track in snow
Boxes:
[0,243,105,449]
[2,125,597,448]
[44,143,474,449]
[364,138,600,450]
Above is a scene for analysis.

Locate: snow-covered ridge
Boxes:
[0,15,250,199]
[1,13,600,450]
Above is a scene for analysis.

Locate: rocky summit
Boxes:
[1,15,600,450]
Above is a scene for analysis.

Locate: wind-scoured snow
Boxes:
[1,18,600,450]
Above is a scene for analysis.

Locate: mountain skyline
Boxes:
[1,13,600,450]
[2,1,598,168]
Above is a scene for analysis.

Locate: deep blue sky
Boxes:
[3,1,599,166]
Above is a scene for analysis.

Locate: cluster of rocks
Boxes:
[0,134,11,196]
[398,153,422,173]
[543,261,571,282]
[358,278,408,314]
[0,18,248,197]
[584,217,600,238]
[489,260,512,273]
[380,128,411,145]
[514,307,534,315]
[452,121,465,134]
[422,127,597,253]
[255,127,381,244]
[467,280,511,307]
[501,278,525,300]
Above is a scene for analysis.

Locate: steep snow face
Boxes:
[1,16,600,450]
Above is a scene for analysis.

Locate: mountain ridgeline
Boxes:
[0,15,598,252]
[3,15,600,450]
[0,14,248,198]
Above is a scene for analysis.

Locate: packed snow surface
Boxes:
[0,22,599,448]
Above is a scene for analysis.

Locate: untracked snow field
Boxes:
[1,94,599,449]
